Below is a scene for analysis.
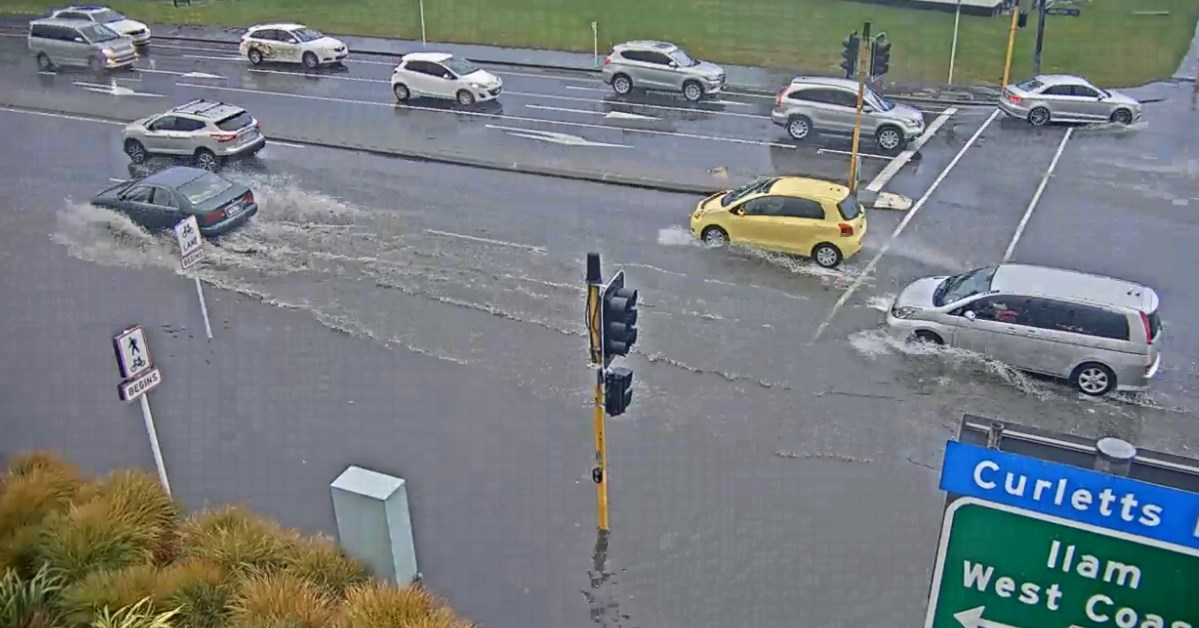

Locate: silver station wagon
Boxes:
[886,264,1163,397]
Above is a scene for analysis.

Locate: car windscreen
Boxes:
[933,265,998,306]
[444,58,480,76]
[1015,78,1043,92]
[94,9,125,23]
[177,173,234,206]
[216,111,254,131]
[669,49,698,67]
[720,177,778,207]
[865,90,895,112]
[293,28,324,43]
[837,195,863,220]
[81,23,121,43]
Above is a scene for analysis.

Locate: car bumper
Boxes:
[770,110,789,127]
[473,85,502,101]
[322,51,349,63]
[215,134,267,159]
[839,234,865,260]
[903,122,925,141]
[997,99,1029,119]
[702,80,724,95]
[1116,353,1161,392]
[105,53,137,69]
[201,202,258,237]
[128,33,151,45]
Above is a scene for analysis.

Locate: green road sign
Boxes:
[925,498,1199,628]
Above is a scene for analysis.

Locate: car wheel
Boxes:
[456,90,475,106]
[1027,106,1050,127]
[1110,108,1133,125]
[611,74,633,96]
[701,226,728,247]
[787,116,812,141]
[393,83,411,102]
[812,243,842,268]
[124,139,148,164]
[876,125,905,153]
[194,149,219,171]
[36,53,53,71]
[302,52,319,69]
[682,81,703,103]
[248,48,263,65]
[1071,362,1116,397]
[909,330,944,346]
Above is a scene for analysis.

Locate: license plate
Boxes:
[227,203,242,217]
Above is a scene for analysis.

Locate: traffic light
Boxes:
[870,34,891,78]
[840,32,860,79]
[604,367,634,416]
[601,271,638,363]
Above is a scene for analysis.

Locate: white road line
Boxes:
[810,108,1000,343]
[183,54,243,62]
[0,106,123,126]
[108,177,126,182]
[1002,127,1073,263]
[133,67,187,75]
[567,85,607,93]
[817,148,892,160]
[175,82,798,148]
[268,140,306,149]
[423,229,546,253]
[708,99,755,108]
[564,84,755,107]
[865,107,958,193]
[249,67,386,83]
[525,104,604,116]
[38,71,56,76]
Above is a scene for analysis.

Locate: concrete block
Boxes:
[330,465,420,584]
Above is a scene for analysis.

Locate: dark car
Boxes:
[91,166,258,237]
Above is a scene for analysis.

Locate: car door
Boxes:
[950,295,1027,366]
[246,29,278,61]
[142,186,187,230]
[729,196,786,250]
[1038,84,1078,120]
[622,50,671,88]
[424,61,458,98]
[272,29,302,63]
[402,61,437,96]
[117,184,157,226]
[795,88,854,136]
[826,88,865,134]
[776,197,834,255]
[142,116,188,154]
[56,25,86,66]
[1067,83,1109,120]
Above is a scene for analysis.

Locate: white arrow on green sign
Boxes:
[925,497,1199,628]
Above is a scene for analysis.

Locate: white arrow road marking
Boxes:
[73,81,165,97]
[565,84,755,107]
[268,140,306,149]
[423,229,546,254]
[180,72,226,79]
[489,125,630,148]
[524,104,659,121]
[953,606,1021,628]
[108,177,126,183]
[38,71,56,76]
[605,110,658,120]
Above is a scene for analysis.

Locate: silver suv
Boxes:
[885,264,1163,397]
[602,40,725,102]
[122,100,266,171]
[771,76,925,153]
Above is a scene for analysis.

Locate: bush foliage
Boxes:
[0,451,473,628]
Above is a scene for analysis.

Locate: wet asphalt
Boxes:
[1,31,1198,628]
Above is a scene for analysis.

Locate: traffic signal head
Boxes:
[604,367,634,416]
[840,32,860,79]
[870,35,891,77]
[1017,11,1028,27]
[601,271,638,363]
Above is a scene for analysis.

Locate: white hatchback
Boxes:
[390,52,502,106]
[239,23,347,69]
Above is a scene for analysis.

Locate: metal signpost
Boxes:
[926,431,1199,628]
[847,21,871,194]
[113,325,171,496]
[173,215,213,340]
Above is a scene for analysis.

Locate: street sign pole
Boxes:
[1001,6,1019,88]
[847,21,871,194]
[174,216,213,340]
[113,326,170,496]
[948,0,963,85]
[138,393,171,497]
[585,253,609,531]
[418,0,427,46]
[1032,0,1048,75]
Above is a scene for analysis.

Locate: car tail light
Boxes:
[775,88,785,107]
[1006,94,1022,104]
[253,119,260,129]
[603,56,611,65]
[838,223,854,237]
[241,191,254,204]
[201,208,226,225]
[210,132,238,142]
[1139,311,1152,343]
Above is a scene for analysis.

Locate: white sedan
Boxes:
[390,52,502,106]
[49,5,150,46]
[239,23,347,69]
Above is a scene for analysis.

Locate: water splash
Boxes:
[865,294,895,312]
[657,226,699,247]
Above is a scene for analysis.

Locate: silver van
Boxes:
[28,17,137,71]
[885,264,1163,397]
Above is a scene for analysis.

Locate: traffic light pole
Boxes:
[1001,5,1019,88]
[847,21,871,194]
[585,253,610,532]
[1032,0,1047,75]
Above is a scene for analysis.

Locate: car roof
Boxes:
[141,166,212,187]
[248,23,307,32]
[788,75,861,91]
[991,264,1158,313]
[61,5,110,12]
[402,51,454,63]
[31,17,93,26]
[169,99,246,120]
[768,176,851,202]
[616,40,678,52]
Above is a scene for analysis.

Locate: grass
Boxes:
[3,0,1197,85]
[0,452,473,628]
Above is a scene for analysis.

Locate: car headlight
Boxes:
[470,83,487,90]
[905,119,921,127]
[891,306,921,319]
[102,47,115,57]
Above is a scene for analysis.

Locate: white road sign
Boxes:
[113,326,152,379]
[174,215,205,270]
[119,367,162,402]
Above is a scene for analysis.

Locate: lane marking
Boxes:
[174,82,799,148]
[180,71,225,79]
[605,110,658,121]
[0,106,124,126]
[423,228,546,254]
[526,104,660,121]
[809,108,1000,343]
[269,140,306,149]
[487,124,631,148]
[865,107,958,193]
[525,104,604,117]
[183,54,243,62]
[38,71,56,76]
[73,81,165,97]
[108,177,126,182]
[1002,127,1073,263]
[249,67,385,83]
[816,148,892,160]
[565,84,755,107]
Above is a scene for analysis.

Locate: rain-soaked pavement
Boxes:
[1,28,1198,628]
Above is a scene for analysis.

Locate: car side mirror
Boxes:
[73,37,84,43]
[964,310,977,322]
[734,208,745,216]
[862,105,874,113]
[668,61,678,68]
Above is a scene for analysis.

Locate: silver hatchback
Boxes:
[771,76,925,153]
[601,40,725,102]
[122,100,266,171]
[885,264,1163,397]
[998,74,1142,126]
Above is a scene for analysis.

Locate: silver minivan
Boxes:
[885,264,1163,397]
[28,17,137,71]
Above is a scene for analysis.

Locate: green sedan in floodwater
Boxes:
[91,166,258,237]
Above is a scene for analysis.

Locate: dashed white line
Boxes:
[0,106,123,126]
[108,177,126,182]
[423,229,546,254]
[809,108,1000,343]
[865,107,958,193]
[1002,127,1073,263]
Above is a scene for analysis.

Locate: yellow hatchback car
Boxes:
[689,176,867,268]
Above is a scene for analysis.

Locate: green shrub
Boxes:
[0,465,88,576]
[92,470,181,564]
[0,564,66,628]
[283,535,371,598]
[89,596,180,628]
[56,564,159,627]
[154,558,232,628]
[229,571,340,628]
[176,506,301,577]
[33,501,156,583]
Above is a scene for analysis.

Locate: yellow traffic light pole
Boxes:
[585,254,610,531]
[1001,5,1019,88]
[847,22,872,194]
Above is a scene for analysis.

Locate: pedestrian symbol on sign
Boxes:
[114,326,153,380]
